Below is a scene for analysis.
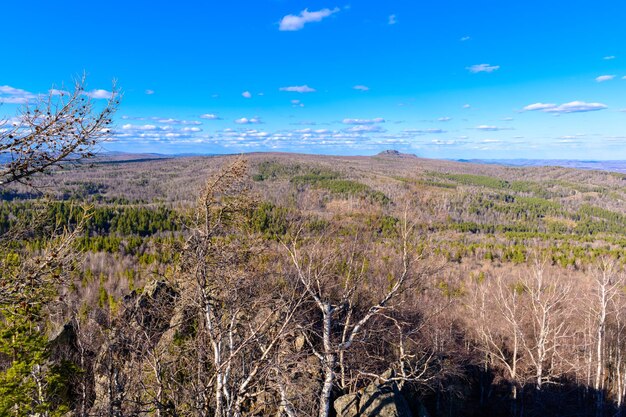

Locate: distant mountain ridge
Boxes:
[91,153,626,174]
[2,150,626,174]
[461,159,626,174]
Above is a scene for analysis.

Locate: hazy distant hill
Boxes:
[462,158,626,173]
[97,152,626,174]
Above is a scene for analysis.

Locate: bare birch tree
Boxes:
[179,158,303,417]
[284,210,438,417]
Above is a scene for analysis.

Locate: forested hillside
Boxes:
[3,151,626,417]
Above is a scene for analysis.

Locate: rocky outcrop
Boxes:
[334,392,360,417]
[334,370,429,417]
[48,320,96,411]
[122,279,178,342]
[91,279,178,414]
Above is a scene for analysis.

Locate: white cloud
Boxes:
[342,118,385,125]
[431,139,460,146]
[0,85,29,95]
[466,64,500,73]
[604,56,616,60]
[404,128,446,134]
[279,7,339,31]
[0,97,30,104]
[475,125,510,131]
[122,124,165,131]
[1,85,113,104]
[145,89,155,95]
[343,125,386,133]
[121,119,204,133]
[596,75,615,82]
[112,120,205,145]
[152,118,201,125]
[84,89,113,99]
[438,116,452,122]
[200,113,221,120]
[460,36,471,42]
[234,117,262,124]
[279,85,316,93]
[242,91,252,98]
[463,104,471,109]
[49,88,70,96]
[0,85,37,103]
[523,103,556,111]
[388,14,397,25]
[523,101,608,114]
[353,85,369,91]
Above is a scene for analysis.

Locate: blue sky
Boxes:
[2,1,626,159]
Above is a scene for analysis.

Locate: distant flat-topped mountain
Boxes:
[376,149,418,158]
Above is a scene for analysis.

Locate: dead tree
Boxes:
[0,76,118,187]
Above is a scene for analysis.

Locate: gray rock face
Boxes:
[334,392,360,417]
[48,320,96,411]
[333,370,420,417]
[92,280,178,414]
[359,385,412,417]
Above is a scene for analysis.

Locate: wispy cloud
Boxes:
[145,89,155,95]
[460,36,470,42]
[467,64,500,73]
[353,85,369,91]
[388,14,397,25]
[523,101,608,114]
[279,85,316,93]
[596,75,615,82]
[342,117,385,125]
[242,91,252,98]
[604,55,616,60]
[279,7,339,31]
[438,116,452,122]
